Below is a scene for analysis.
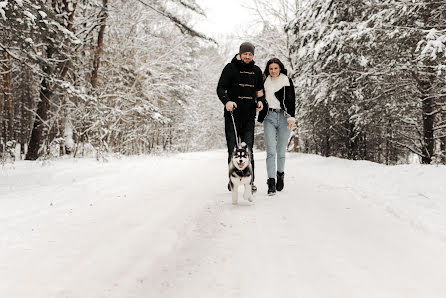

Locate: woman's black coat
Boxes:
[257,77,295,123]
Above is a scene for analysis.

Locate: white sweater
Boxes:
[264,73,290,110]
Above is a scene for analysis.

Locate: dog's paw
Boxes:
[244,193,253,202]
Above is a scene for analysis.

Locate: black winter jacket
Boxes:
[216,54,264,119]
[257,77,295,123]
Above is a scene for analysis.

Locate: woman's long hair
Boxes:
[263,58,287,80]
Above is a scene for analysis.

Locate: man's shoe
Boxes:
[276,172,284,191]
[267,178,276,196]
[251,184,257,193]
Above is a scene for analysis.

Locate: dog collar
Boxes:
[235,168,249,176]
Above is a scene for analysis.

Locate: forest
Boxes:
[1,0,445,165]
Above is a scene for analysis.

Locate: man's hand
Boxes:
[256,101,263,112]
[225,101,237,111]
[287,120,295,130]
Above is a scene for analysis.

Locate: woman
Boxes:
[258,58,295,195]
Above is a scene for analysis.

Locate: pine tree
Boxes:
[289,0,446,164]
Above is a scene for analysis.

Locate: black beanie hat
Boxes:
[239,42,255,55]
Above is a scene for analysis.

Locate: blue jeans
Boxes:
[264,111,290,179]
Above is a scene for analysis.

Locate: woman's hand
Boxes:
[256,101,263,112]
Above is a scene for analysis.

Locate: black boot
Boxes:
[276,172,284,191]
[267,178,276,196]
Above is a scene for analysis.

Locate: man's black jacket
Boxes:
[216,54,264,119]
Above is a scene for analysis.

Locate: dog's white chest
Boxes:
[231,175,251,185]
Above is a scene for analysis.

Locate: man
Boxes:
[216,41,265,192]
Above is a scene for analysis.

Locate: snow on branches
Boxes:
[290,0,446,164]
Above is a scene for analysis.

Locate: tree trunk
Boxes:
[2,51,12,144]
[6,65,13,142]
[441,136,446,164]
[287,130,299,152]
[25,47,54,160]
[59,0,77,78]
[322,113,330,157]
[348,122,358,160]
[21,69,34,158]
[411,68,435,164]
[0,53,5,147]
[360,134,367,160]
[59,1,78,156]
[293,133,299,152]
[416,6,437,165]
[385,120,391,165]
[442,111,446,164]
[323,132,330,157]
[91,0,108,89]
[421,86,434,164]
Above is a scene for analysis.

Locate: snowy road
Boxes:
[1,151,446,298]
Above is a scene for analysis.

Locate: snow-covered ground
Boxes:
[1,151,446,298]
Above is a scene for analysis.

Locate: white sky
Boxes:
[193,0,260,41]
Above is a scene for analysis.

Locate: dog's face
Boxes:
[231,142,251,171]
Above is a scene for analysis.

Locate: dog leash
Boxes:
[230,110,241,147]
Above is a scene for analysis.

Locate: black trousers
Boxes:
[225,115,255,181]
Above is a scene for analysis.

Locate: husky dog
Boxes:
[229,142,253,205]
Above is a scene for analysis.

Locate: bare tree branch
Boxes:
[135,0,216,44]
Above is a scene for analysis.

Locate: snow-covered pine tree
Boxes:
[0,0,79,160]
[289,0,446,164]
[365,0,446,164]
[290,0,374,159]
